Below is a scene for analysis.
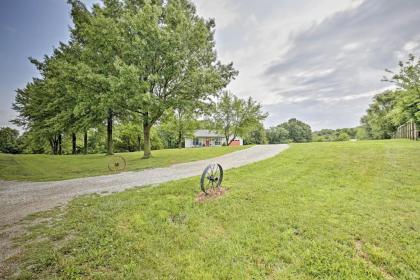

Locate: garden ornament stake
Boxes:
[200,163,224,194]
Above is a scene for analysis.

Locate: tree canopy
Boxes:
[212,91,267,145]
[361,54,420,139]
[12,0,237,157]
[266,118,312,143]
[0,127,21,154]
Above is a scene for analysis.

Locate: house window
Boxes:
[215,138,221,145]
[193,138,200,146]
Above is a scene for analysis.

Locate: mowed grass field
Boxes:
[0,146,248,181]
[4,140,420,279]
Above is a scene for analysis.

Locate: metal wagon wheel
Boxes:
[200,163,223,194]
[107,156,127,172]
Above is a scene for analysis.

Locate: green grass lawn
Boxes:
[0,146,249,181]
[5,140,420,279]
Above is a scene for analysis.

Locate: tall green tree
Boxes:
[279,118,312,143]
[360,91,398,139]
[13,76,64,155]
[383,54,420,125]
[13,42,87,155]
[213,91,268,145]
[360,55,420,139]
[14,0,236,156]
[243,122,267,145]
[109,0,236,158]
[67,0,129,155]
[160,107,199,148]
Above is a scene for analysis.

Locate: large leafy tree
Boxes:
[14,0,236,156]
[278,118,312,143]
[13,42,87,155]
[383,54,420,125]
[243,122,267,145]
[361,54,420,139]
[69,0,236,158]
[213,91,268,145]
[360,91,398,139]
[111,0,236,157]
[13,73,65,155]
[67,0,128,155]
[160,107,199,148]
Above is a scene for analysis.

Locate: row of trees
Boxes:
[361,54,419,139]
[12,0,240,158]
[3,116,362,155]
[4,90,268,154]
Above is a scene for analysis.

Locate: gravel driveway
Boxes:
[0,144,288,226]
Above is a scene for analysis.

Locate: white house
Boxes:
[185,130,243,148]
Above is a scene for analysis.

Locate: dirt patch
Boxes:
[195,187,227,203]
[0,216,56,279]
[354,239,394,280]
[355,239,368,259]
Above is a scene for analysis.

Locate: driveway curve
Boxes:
[0,144,288,226]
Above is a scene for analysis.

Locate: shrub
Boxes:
[337,132,350,141]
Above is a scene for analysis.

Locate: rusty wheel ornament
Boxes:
[107,156,127,172]
[200,163,223,194]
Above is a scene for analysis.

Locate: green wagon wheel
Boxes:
[108,156,127,172]
[200,163,223,194]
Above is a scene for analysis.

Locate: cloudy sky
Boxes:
[1,0,420,130]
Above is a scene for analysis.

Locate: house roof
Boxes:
[193,130,223,138]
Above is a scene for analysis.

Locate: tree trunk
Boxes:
[107,109,113,155]
[178,131,183,148]
[143,122,152,159]
[225,135,230,146]
[50,137,58,155]
[83,131,88,155]
[58,134,62,155]
[137,135,141,151]
[72,133,77,154]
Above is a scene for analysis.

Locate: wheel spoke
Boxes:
[200,164,224,193]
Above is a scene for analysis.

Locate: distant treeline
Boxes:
[312,128,358,142]
[265,121,361,144]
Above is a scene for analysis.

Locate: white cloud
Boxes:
[192,0,363,110]
[190,0,420,129]
[193,0,239,29]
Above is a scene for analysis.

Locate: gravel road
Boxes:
[0,144,288,226]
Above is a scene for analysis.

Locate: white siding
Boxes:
[185,138,193,148]
[184,130,243,148]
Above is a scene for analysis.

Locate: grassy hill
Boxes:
[0,146,248,181]
[3,140,420,279]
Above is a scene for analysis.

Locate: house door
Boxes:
[205,139,210,147]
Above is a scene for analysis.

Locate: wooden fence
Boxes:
[394,120,418,140]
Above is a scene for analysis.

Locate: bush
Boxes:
[313,135,326,142]
[337,132,350,141]
[0,127,22,154]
